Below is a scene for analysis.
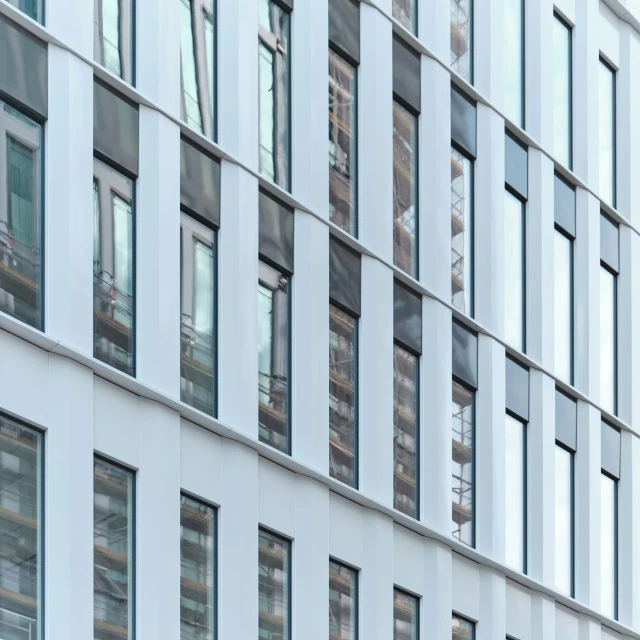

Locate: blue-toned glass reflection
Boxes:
[504,190,525,351]
[555,444,573,596]
[598,59,615,206]
[600,266,616,415]
[505,413,526,572]
[504,0,524,127]
[553,16,572,167]
[94,0,135,84]
[601,473,617,619]
[554,230,572,383]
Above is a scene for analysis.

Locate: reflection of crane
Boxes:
[450,0,471,77]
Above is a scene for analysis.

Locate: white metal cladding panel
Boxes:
[452,553,481,622]
[556,604,580,640]
[506,580,532,640]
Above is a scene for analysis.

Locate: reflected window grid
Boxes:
[598,58,616,207]
[450,0,473,83]
[553,13,572,169]
[392,0,417,34]
[600,265,617,416]
[452,614,475,640]
[451,146,473,315]
[329,560,357,640]
[393,588,418,640]
[6,0,43,22]
[600,472,618,620]
[258,529,291,640]
[554,228,573,384]
[94,0,135,85]
[504,0,525,128]
[505,413,526,574]
[504,189,526,352]
[555,443,574,597]
[452,379,474,547]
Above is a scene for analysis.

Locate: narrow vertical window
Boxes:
[451,147,473,314]
[600,472,617,619]
[392,0,417,34]
[553,14,572,168]
[94,0,135,84]
[7,0,43,22]
[555,443,573,596]
[554,230,573,382]
[505,413,526,572]
[452,614,475,639]
[258,0,291,191]
[598,58,616,207]
[94,458,134,640]
[504,0,525,127]
[393,588,418,640]
[0,416,42,640]
[600,266,616,414]
[452,380,474,546]
[450,0,473,82]
[504,190,525,351]
[329,560,357,640]
[258,529,290,640]
[180,495,216,640]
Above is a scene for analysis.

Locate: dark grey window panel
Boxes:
[274,0,293,10]
[259,190,294,274]
[393,36,421,114]
[554,173,576,238]
[452,320,477,389]
[393,281,422,354]
[180,138,221,228]
[505,356,529,422]
[451,86,476,159]
[329,237,361,317]
[601,421,621,480]
[555,388,577,452]
[0,14,47,118]
[600,213,619,274]
[505,132,528,200]
[93,79,139,177]
[329,0,360,65]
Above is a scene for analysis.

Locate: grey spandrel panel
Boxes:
[600,212,619,274]
[505,356,529,422]
[393,36,421,114]
[505,132,528,200]
[555,389,577,452]
[393,280,422,355]
[259,190,294,274]
[180,138,221,227]
[451,86,476,159]
[329,0,360,64]
[452,320,477,389]
[329,237,361,316]
[601,421,620,480]
[554,173,576,238]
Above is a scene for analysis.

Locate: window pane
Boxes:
[258,529,290,640]
[598,60,615,206]
[6,0,42,22]
[452,614,474,640]
[600,267,616,415]
[451,148,473,314]
[393,589,418,640]
[554,231,572,383]
[504,190,525,351]
[180,496,215,640]
[329,305,357,487]
[553,16,572,168]
[393,101,418,278]
[504,0,524,127]
[452,380,474,546]
[392,0,416,34]
[94,458,134,640]
[505,413,526,572]
[555,445,573,596]
[94,0,134,84]
[258,261,290,453]
[0,417,42,640]
[394,344,419,518]
[0,103,42,330]
[600,473,617,619]
[258,0,290,191]
[329,50,357,236]
[450,0,472,82]
[329,561,357,640]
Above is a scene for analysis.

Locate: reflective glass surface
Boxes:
[93,159,135,375]
[5,0,42,22]
[504,0,524,127]
[393,101,418,277]
[598,60,615,206]
[392,0,416,34]
[94,458,134,640]
[180,0,216,139]
[553,16,571,168]
[0,417,41,640]
[258,529,290,640]
[451,147,473,314]
[452,614,474,640]
[180,495,216,640]
[393,589,418,640]
[329,305,357,487]
[258,261,290,453]
[504,190,525,351]
[450,0,472,82]
[259,0,290,191]
[600,473,617,619]
[0,102,42,330]
[329,50,357,236]
[394,344,418,518]
[181,213,216,415]
[600,267,616,415]
[554,230,572,383]
[555,445,573,596]
[94,0,134,84]
[452,380,474,546]
[329,561,357,640]
[505,413,526,572]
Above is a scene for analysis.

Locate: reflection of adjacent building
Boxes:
[450,0,471,78]
[329,561,356,640]
[393,589,418,640]
[258,530,288,640]
[94,0,134,83]
[452,381,473,541]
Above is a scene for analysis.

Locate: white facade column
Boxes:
[477,568,506,640]
[418,0,448,60]
[217,162,259,437]
[45,48,94,355]
[292,212,329,471]
[473,0,504,107]
[530,593,556,640]
[422,541,452,639]
[135,109,181,397]
[578,618,601,640]
[46,0,93,57]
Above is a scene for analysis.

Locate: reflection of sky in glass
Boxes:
[504,191,524,351]
[555,445,573,595]
[180,0,203,131]
[553,17,571,167]
[554,231,572,382]
[504,0,523,126]
[599,61,615,204]
[600,474,616,618]
[505,413,525,572]
[600,267,616,414]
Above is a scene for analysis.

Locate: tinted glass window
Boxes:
[393,589,418,640]
[600,473,617,619]
[258,529,290,640]
[504,190,525,351]
[554,230,572,383]
[392,0,416,34]
[452,380,474,546]
[451,147,473,314]
[553,16,572,168]
[452,614,474,640]
[555,444,573,596]
[600,266,616,415]
[6,0,43,22]
[598,60,615,206]
[504,0,524,127]
[94,0,135,84]
[505,413,526,572]
[329,561,357,640]
[450,0,472,82]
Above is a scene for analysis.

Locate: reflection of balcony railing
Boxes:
[0,231,39,318]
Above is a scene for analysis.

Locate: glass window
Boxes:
[600,266,616,415]
[394,344,419,518]
[329,560,357,640]
[258,260,290,454]
[258,529,290,640]
[393,0,417,34]
[555,444,573,596]
[94,457,134,640]
[505,413,526,572]
[329,304,358,488]
[554,230,573,383]
[504,190,525,351]
[451,147,473,314]
[94,0,135,84]
[553,15,572,168]
[452,614,474,640]
[180,0,216,140]
[329,49,357,236]
[180,213,216,416]
[393,588,418,640]
[450,0,473,82]
[393,101,418,278]
[93,158,135,375]
[258,0,291,191]
[5,0,43,22]
[600,473,617,619]
[180,495,216,640]
[0,102,43,330]
[598,59,616,206]
[452,380,474,546]
[0,416,42,640]
[504,0,524,127]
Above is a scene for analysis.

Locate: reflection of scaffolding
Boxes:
[451,149,467,311]
[329,565,355,640]
[450,0,471,78]
[452,382,473,540]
